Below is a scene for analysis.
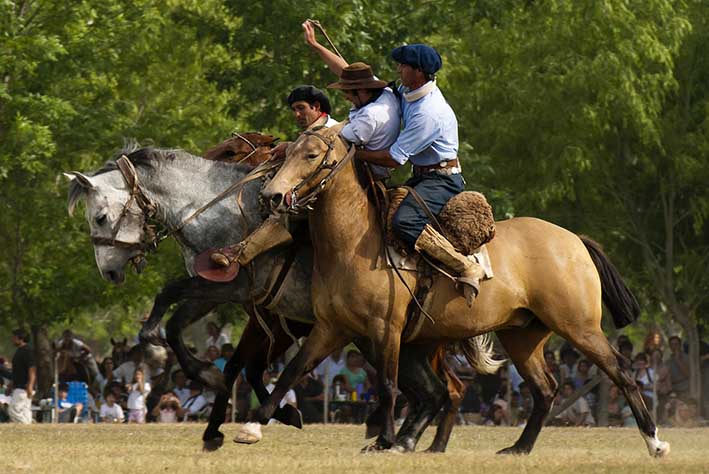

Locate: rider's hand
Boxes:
[302,21,320,49]
[269,142,289,160]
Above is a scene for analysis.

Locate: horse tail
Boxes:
[454,333,506,374]
[580,235,640,329]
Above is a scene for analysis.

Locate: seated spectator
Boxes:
[544,349,562,384]
[180,381,209,421]
[106,381,128,412]
[338,350,370,396]
[99,391,124,423]
[559,345,580,381]
[205,322,230,351]
[632,352,655,410]
[96,357,116,400]
[484,399,510,426]
[607,384,625,427]
[670,398,699,428]
[214,344,234,373]
[170,370,190,405]
[555,380,595,427]
[315,349,346,392]
[56,383,83,423]
[126,368,150,423]
[331,374,348,401]
[205,345,220,365]
[151,391,181,423]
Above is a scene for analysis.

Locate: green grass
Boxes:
[1,424,707,474]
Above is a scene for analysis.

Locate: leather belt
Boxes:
[413,158,460,176]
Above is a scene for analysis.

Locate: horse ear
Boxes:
[64,171,96,189]
[110,338,116,345]
[123,337,127,345]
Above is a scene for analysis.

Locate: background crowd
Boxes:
[1,322,707,429]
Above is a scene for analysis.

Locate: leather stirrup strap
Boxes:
[402,185,447,237]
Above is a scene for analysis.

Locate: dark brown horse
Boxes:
[257,124,670,457]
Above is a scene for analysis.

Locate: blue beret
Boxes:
[391,44,442,75]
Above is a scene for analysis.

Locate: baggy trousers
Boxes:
[392,172,464,249]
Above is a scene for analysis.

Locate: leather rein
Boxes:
[285,129,356,214]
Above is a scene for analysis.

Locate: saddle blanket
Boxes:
[381,244,494,280]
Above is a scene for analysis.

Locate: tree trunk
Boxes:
[31,325,53,398]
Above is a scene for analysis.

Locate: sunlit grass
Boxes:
[1,424,706,474]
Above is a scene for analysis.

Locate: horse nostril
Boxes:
[269,193,283,209]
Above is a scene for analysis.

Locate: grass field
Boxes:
[1,424,707,474]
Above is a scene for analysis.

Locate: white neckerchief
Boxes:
[403,80,436,102]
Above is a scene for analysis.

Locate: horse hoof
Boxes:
[364,424,380,440]
[202,435,224,452]
[199,365,227,392]
[424,444,446,454]
[496,445,530,455]
[234,422,262,445]
[360,441,393,454]
[653,441,670,458]
[273,404,303,429]
[389,444,408,454]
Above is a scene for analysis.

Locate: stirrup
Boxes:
[210,251,232,267]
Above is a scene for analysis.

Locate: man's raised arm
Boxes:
[302,21,348,76]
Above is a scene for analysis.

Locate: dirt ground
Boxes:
[1,423,707,474]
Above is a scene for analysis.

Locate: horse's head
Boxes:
[66,165,150,285]
[262,123,350,213]
[203,132,278,167]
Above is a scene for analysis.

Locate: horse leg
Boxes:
[495,320,556,455]
[254,323,349,425]
[567,329,670,457]
[202,315,268,451]
[243,316,310,430]
[165,299,226,392]
[363,318,402,452]
[141,277,231,344]
[392,343,448,453]
[426,348,465,453]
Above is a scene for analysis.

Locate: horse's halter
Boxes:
[90,155,159,271]
[284,129,356,214]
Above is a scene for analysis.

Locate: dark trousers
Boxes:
[392,172,464,249]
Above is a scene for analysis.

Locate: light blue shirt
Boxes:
[389,82,458,166]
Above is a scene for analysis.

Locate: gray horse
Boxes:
[66,145,498,451]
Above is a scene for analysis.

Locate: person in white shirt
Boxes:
[264,369,297,425]
[100,392,124,423]
[170,369,191,405]
[179,381,208,421]
[126,368,150,423]
[315,349,346,392]
[205,322,230,352]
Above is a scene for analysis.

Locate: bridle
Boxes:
[91,149,282,271]
[90,155,160,271]
[284,129,356,213]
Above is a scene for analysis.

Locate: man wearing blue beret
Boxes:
[355,43,484,306]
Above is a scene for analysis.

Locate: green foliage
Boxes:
[1,0,707,345]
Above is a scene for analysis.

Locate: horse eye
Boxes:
[307,153,320,160]
[95,214,107,226]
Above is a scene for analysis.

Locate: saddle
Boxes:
[203,133,278,166]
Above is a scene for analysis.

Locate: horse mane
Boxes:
[67,142,254,215]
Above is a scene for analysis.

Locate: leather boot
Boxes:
[210,216,294,267]
[414,224,485,307]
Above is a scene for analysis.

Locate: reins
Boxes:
[285,130,356,214]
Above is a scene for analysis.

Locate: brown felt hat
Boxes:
[327,62,388,90]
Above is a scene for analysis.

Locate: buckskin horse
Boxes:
[65,140,494,452]
[257,123,670,457]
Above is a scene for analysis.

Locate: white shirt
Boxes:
[100,403,124,422]
[206,333,230,351]
[182,394,208,415]
[127,382,151,410]
[341,88,401,151]
[173,387,191,405]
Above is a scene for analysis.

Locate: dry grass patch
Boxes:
[1,424,707,474]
